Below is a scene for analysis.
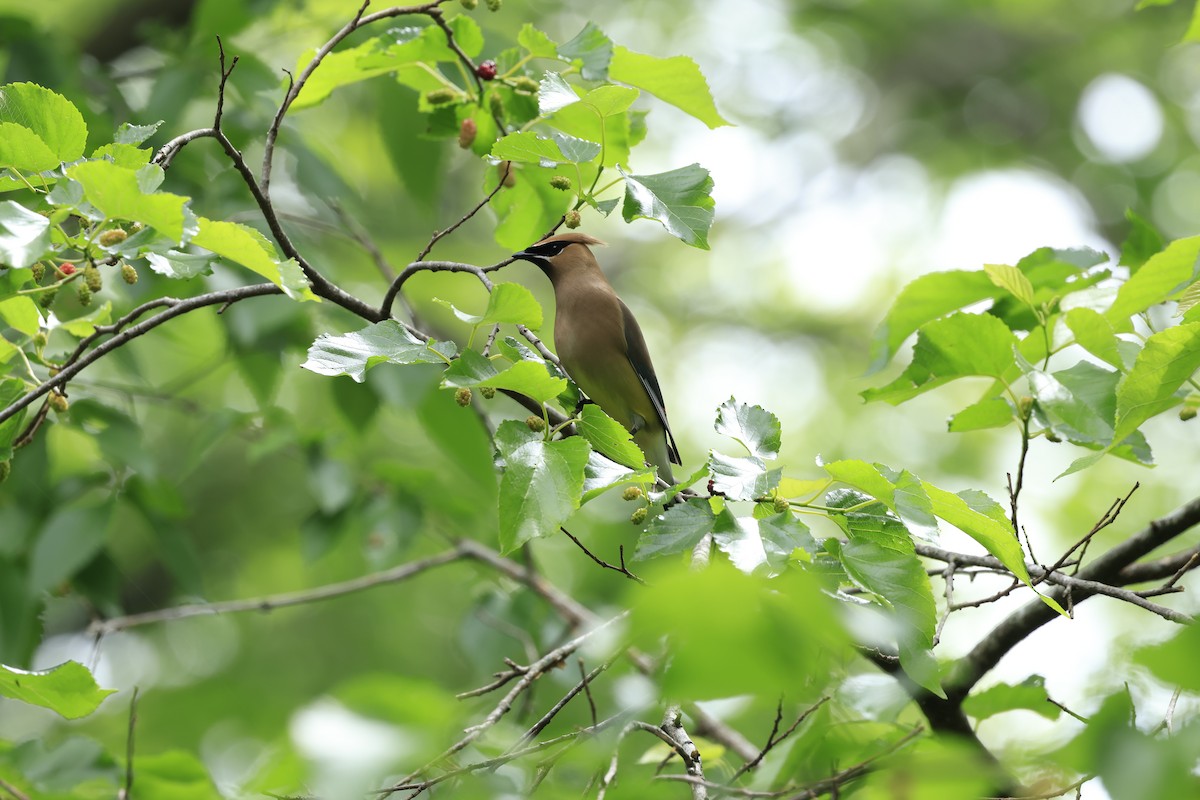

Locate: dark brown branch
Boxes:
[945,494,1200,698]
[560,527,645,584]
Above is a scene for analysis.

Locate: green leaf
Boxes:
[192,218,316,299]
[301,320,455,382]
[0,200,50,268]
[1106,235,1200,323]
[137,750,223,798]
[1065,307,1124,368]
[714,397,782,459]
[1120,208,1165,273]
[549,131,602,163]
[620,163,715,249]
[712,509,812,574]
[445,14,483,57]
[491,165,574,250]
[436,282,544,328]
[518,23,557,58]
[709,451,780,500]
[1025,363,1119,445]
[114,120,163,146]
[0,296,40,336]
[0,378,27,458]
[0,82,88,163]
[577,403,645,469]
[557,22,613,81]
[491,131,571,165]
[824,460,939,541]
[538,71,579,115]
[862,313,1018,404]
[56,300,112,337]
[67,160,188,242]
[832,534,941,697]
[1177,280,1200,317]
[0,121,59,171]
[1113,323,1200,443]
[635,497,716,561]
[984,263,1036,308]
[582,450,649,502]
[949,397,1014,432]
[1133,622,1200,691]
[868,270,1001,372]
[963,675,1060,722]
[609,46,730,128]
[0,661,115,719]
[496,420,590,552]
[580,85,640,117]
[630,562,849,699]
[922,483,1065,616]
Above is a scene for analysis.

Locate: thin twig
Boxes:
[411,162,512,265]
[118,687,139,800]
[560,527,645,584]
[0,778,30,800]
[726,697,830,785]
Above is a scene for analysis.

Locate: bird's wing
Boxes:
[620,300,681,465]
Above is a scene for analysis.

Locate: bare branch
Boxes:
[561,527,645,584]
[0,778,31,800]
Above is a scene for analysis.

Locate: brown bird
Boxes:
[514,232,681,484]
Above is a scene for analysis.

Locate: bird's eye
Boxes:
[525,241,568,257]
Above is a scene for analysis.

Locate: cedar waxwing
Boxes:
[513,232,681,484]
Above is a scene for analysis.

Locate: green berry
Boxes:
[1181,407,1197,421]
[84,264,102,292]
[460,0,478,8]
[564,210,582,229]
[485,0,501,10]
[33,331,47,349]
[48,392,69,413]
[0,460,9,484]
[480,386,496,399]
[630,507,648,525]
[512,76,540,93]
[1045,431,1062,443]
[76,283,92,307]
[525,414,546,432]
[30,263,45,282]
[549,176,572,191]
[425,88,460,106]
[773,495,790,514]
[98,228,128,246]
[455,387,473,407]
[121,263,139,285]
[488,92,504,118]
[38,289,57,309]
[1017,396,1033,420]
[622,486,643,502]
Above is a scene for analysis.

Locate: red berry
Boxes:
[476,60,497,80]
[59,262,76,276]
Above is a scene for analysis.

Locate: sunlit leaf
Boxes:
[557,22,613,81]
[0,82,88,163]
[715,397,782,459]
[609,46,730,128]
[67,160,188,242]
[496,420,589,552]
[577,403,644,469]
[0,200,50,268]
[0,661,115,719]
[302,320,456,382]
[619,163,715,249]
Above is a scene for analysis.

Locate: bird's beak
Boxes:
[512,249,550,271]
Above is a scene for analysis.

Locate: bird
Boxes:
[513,232,681,484]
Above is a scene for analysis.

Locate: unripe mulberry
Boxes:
[525,414,546,432]
[458,118,477,149]
[460,0,477,8]
[1181,407,1197,421]
[488,92,504,117]
[773,495,790,514]
[425,88,459,106]
[49,392,69,413]
[1018,395,1033,420]
[485,0,501,10]
[512,76,539,93]
[76,283,92,307]
[121,263,139,284]
[630,507,647,525]
[622,486,643,502]
[30,263,45,282]
[98,228,128,246]
[564,210,582,229]
[455,387,472,406]
[549,176,572,191]
[83,265,102,292]
[480,386,496,399]
[38,289,57,309]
